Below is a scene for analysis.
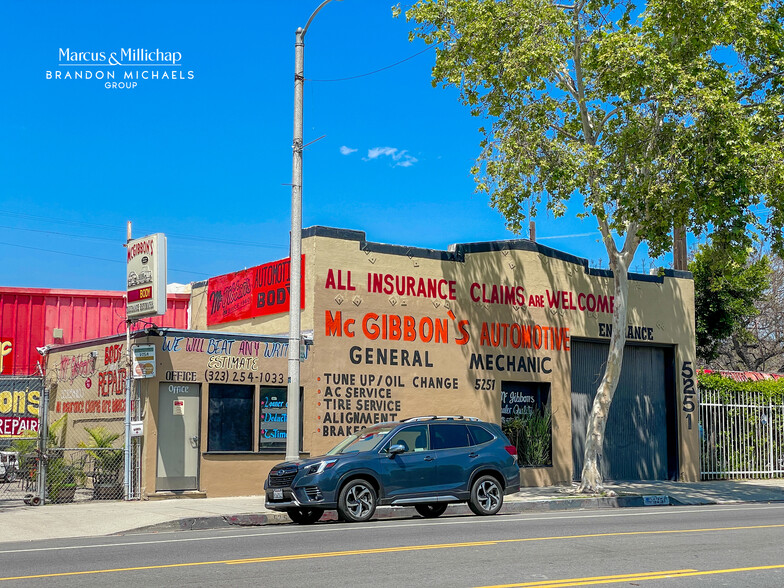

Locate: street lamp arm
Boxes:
[301,0,341,39]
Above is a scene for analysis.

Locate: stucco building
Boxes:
[43,227,697,498]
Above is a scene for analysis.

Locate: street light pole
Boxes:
[286,0,340,462]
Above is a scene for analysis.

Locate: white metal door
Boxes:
[156,383,200,491]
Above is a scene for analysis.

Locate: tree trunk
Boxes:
[577,227,640,493]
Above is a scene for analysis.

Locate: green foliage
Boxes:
[691,244,771,363]
[399,0,784,256]
[502,407,553,467]
[698,372,784,402]
[699,372,784,477]
[78,427,123,473]
[46,413,68,448]
[9,431,38,457]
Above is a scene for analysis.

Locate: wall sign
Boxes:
[0,377,41,437]
[206,256,305,325]
[132,344,156,378]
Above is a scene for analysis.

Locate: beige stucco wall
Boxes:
[287,231,698,486]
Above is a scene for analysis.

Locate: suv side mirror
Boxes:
[388,443,407,457]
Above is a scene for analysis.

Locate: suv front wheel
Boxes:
[338,479,377,522]
[468,475,503,516]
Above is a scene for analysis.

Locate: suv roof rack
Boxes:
[401,415,480,422]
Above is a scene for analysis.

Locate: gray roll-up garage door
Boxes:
[571,340,676,481]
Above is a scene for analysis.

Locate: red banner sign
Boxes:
[207,256,305,326]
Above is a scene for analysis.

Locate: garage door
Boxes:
[571,340,677,481]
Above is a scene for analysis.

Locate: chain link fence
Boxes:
[1,422,128,505]
[1,374,140,506]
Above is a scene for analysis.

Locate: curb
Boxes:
[122,493,681,535]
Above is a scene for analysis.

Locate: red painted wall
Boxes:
[0,287,189,376]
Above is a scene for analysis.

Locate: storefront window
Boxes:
[501,381,552,467]
[259,387,287,452]
[207,384,253,452]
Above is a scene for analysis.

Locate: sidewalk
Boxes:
[2,479,783,543]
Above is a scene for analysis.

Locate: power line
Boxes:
[307,44,435,82]
[1,210,287,249]
[0,241,212,277]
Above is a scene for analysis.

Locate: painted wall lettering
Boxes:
[469,353,553,374]
[98,368,127,396]
[319,372,403,437]
[0,339,12,374]
[104,344,123,365]
[599,323,655,341]
[57,354,97,382]
[348,346,433,368]
[366,273,456,300]
[546,290,614,314]
[325,269,356,291]
[479,323,570,351]
[470,283,525,306]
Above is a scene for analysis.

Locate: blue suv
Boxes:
[264,416,521,524]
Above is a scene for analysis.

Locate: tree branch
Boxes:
[572,13,596,145]
[554,68,580,102]
[550,124,581,142]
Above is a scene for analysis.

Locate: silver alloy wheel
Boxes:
[468,474,503,516]
[345,483,373,518]
[477,479,500,511]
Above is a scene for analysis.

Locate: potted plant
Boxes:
[79,427,123,500]
[46,453,78,503]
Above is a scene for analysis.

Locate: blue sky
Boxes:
[1,0,665,292]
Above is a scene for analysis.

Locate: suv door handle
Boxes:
[424,455,434,461]
[468,452,478,458]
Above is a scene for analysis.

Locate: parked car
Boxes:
[264,416,520,524]
[0,451,19,483]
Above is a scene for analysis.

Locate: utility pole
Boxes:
[286,0,343,462]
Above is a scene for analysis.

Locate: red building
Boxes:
[0,287,190,377]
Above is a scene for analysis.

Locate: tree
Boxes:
[691,243,770,364]
[710,252,784,372]
[398,0,784,491]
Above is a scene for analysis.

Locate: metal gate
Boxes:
[700,388,784,479]
[571,340,677,481]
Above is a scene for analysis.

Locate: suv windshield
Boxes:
[326,424,397,455]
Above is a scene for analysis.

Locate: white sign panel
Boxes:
[132,344,156,379]
[126,233,167,318]
[130,421,144,437]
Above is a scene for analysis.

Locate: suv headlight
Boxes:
[304,459,337,475]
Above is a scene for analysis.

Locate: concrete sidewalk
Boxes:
[1,479,783,542]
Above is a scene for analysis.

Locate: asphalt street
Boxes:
[1,503,783,587]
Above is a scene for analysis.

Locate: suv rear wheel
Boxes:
[415,503,448,518]
[468,475,503,516]
[286,507,324,524]
[338,479,377,522]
